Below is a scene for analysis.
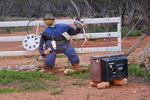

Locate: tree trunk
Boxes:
[138,0,150,34]
[124,34,147,57]
[121,1,126,25]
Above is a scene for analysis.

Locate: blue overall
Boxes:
[39,24,80,68]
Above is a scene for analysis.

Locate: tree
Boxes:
[125,0,150,56]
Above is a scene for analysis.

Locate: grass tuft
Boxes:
[51,89,63,95]
[128,64,150,81]
[0,88,15,94]
[43,73,59,81]
[0,69,60,93]
[66,65,91,79]
[0,69,60,85]
[0,70,43,84]
[86,93,91,100]
[71,81,85,86]
[4,26,32,34]
[15,81,50,92]
[128,65,148,77]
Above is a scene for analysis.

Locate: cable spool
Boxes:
[22,34,40,50]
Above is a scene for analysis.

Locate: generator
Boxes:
[90,54,128,82]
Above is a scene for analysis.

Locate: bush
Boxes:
[132,16,146,27]
[86,24,116,33]
[128,64,149,78]
[121,27,143,37]
[86,24,143,38]
[5,27,12,34]
[4,26,32,34]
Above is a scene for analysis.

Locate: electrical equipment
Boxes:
[90,54,128,82]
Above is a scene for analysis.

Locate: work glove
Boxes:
[74,20,83,29]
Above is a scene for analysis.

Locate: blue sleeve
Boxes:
[62,24,81,35]
[55,24,74,32]
[39,34,45,56]
[68,28,81,35]
[66,24,74,31]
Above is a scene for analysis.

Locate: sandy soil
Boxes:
[0,28,150,100]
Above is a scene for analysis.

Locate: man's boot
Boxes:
[48,67,54,75]
[73,63,85,73]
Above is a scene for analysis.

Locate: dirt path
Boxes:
[0,77,149,100]
[0,30,150,100]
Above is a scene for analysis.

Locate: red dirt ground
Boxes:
[0,28,150,100]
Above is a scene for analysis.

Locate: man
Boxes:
[39,14,85,74]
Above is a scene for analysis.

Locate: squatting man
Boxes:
[39,14,85,74]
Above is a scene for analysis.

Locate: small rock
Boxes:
[133,91,136,93]
[89,81,99,86]
[112,78,127,85]
[64,69,75,75]
[56,68,65,72]
[97,82,110,89]
[39,69,47,73]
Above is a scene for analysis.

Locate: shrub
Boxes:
[128,64,149,78]
[86,24,116,33]
[4,26,32,34]
[121,27,143,37]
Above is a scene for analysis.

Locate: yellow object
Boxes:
[62,32,71,40]
[44,19,54,26]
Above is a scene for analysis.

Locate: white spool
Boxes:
[22,34,40,50]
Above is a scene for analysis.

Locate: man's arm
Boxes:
[68,28,81,35]
[39,34,45,56]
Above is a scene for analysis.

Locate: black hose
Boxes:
[24,18,36,58]
[27,18,36,34]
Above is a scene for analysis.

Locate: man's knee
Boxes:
[69,55,79,65]
[45,52,56,67]
[45,59,55,67]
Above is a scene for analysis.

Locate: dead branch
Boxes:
[124,34,147,57]
[70,0,80,19]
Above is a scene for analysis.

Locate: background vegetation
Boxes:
[0,0,150,35]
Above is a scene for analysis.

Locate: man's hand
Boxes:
[44,48,51,55]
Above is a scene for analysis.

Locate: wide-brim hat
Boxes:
[44,14,55,20]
